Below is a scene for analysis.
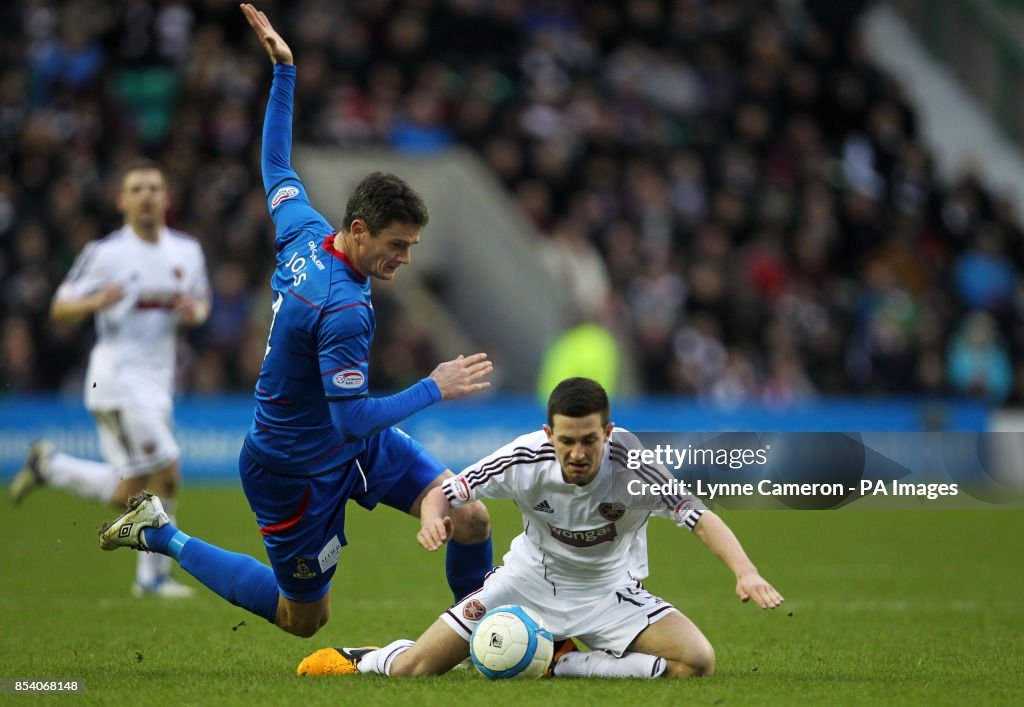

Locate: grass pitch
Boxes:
[1,487,1022,706]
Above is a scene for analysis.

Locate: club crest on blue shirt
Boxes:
[292,557,317,580]
[332,370,364,389]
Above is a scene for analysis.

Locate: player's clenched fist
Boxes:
[429,353,493,400]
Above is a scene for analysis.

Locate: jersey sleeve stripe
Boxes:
[463,455,556,490]
[680,508,704,530]
[257,387,294,405]
[462,446,555,487]
[321,357,368,376]
[287,288,321,310]
[322,302,371,315]
[65,242,99,282]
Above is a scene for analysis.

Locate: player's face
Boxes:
[545,413,613,487]
[118,169,168,230]
[358,221,421,280]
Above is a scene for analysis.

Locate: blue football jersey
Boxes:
[243,176,375,476]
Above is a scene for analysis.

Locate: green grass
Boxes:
[1,488,1022,705]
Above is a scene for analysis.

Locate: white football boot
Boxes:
[99,491,168,551]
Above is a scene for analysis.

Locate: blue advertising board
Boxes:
[0,395,990,481]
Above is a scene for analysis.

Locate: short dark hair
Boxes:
[342,172,429,235]
[547,377,610,427]
[118,158,165,190]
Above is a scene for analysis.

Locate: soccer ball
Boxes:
[470,605,554,680]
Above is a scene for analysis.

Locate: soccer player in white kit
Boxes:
[297,377,784,679]
[9,159,211,598]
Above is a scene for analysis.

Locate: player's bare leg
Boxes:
[275,593,331,638]
[628,610,715,678]
[362,619,468,677]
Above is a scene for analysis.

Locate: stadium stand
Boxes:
[0,0,1021,403]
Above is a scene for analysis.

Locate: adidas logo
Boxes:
[532,500,553,514]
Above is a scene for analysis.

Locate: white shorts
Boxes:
[441,566,678,657]
[93,407,179,478]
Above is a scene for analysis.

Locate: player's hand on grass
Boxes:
[736,572,784,609]
[430,353,493,400]
[241,3,293,65]
[417,516,453,552]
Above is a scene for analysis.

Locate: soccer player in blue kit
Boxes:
[98,3,495,639]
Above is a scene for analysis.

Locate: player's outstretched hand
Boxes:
[240,3,293,65]
[417,516,453,552]
[429,353,493,400]
[736,572,785,609]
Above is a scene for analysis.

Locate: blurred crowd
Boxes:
[0,0,1021,404]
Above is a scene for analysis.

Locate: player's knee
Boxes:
[661,638,715,678]
[684,641,716,677]
[283,614,328,638]
[279,605,329,638]
[449,501,490,543]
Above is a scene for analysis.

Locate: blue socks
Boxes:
[142,525,280,623]
[446,533,493,601]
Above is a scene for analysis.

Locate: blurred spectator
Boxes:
[1,0,1022,406]
[948,311,1013,403]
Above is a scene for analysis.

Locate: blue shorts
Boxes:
[239,427,446,602]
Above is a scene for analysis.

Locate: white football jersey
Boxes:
[443,427,707,597]
[56,225,210,411]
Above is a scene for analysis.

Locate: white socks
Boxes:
[42,452,119,503]
[553,650,666,679]
[357,640,415,676]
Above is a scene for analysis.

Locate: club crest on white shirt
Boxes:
[598,502,625,521]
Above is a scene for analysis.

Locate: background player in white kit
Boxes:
[9,159,211,598]
[298,377,784,679]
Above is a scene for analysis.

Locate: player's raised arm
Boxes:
[241,4,301,198]
[241,4,293,66]
[692,511,785,609]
